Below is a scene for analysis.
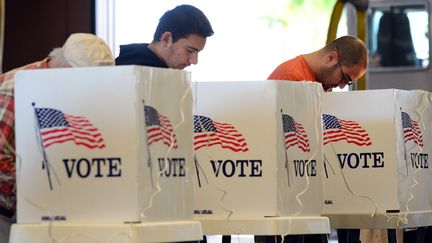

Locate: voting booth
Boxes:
[322,89,432,229]
[192,81,330,235]
[11,66,202,242]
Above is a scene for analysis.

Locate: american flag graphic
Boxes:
[194,115,248,152]
[144,105,177,148]
[35,108,106,149]
[322,114,372,146]
[401,111,423,147]
[282,114,310,152]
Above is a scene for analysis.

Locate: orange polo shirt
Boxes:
[267,55,316,82]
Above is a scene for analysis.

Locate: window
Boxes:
[96,0,336,82]
[368,4,429,69]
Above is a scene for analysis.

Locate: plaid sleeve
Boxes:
[0,78,16,218]
[0,59,49,218]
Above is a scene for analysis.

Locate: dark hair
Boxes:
[152,4,214,43]
[325,35,368,68]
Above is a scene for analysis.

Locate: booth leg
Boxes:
[424,226,432,242]
[403,227,425,243]
[222,235,231,243]
[337,229,360,243]
[303,234,328,243]
[387,229,397,243]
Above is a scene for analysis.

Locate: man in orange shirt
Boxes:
[266,35,368,243]
[268,35,368,91]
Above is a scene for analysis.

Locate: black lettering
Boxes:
[77,158,91,178]
[293,160,299,176]
[164,158,172,176]
[92,158,106,177]
[347,153,360,168]
[337,153,385,170]
[372,152,384,168]
[210,159,263,177]
[210,160,223,177]
[236,160,248,177]
[223,160,235,177]
[107,157,121,177]
[337,153,348,169]
[157,157,187,177]
[299,160,306,176]
[63,159,76,178]
[171,158,179,177]
[359,153,371,168]
[178,158,186,176]
[250,160,262,177]
[293,160,317,177]
[309,160,317,176]
[158,158,166,173]
[410,153,429,169]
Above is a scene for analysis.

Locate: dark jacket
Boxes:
[115,43,168,68]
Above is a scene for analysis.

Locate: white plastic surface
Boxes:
[9,221,202,243]
[199,216,330,235]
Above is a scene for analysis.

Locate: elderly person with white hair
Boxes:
[0,32,114,243]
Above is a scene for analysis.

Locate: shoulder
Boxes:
[118,43,148,53]
[116,43,168,68]
[268,56,307,81]
[275,56,306,70]
[0,59,46,87]
[116,43,150,65]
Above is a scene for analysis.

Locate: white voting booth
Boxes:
[322,89,432,229]
[192,81,330,235]
[11,66,202,243]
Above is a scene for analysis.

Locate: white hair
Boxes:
[48,47,64,59]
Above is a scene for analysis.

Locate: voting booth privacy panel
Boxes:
[322,89,432,228]
[192,80,329,234]
[14,66,195,224]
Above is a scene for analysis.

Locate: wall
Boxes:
[3,0,94,72]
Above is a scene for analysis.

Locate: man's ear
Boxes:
[325,50,339,65]
[161,32,173,47]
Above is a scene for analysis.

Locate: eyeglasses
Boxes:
[336,47,353,86]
